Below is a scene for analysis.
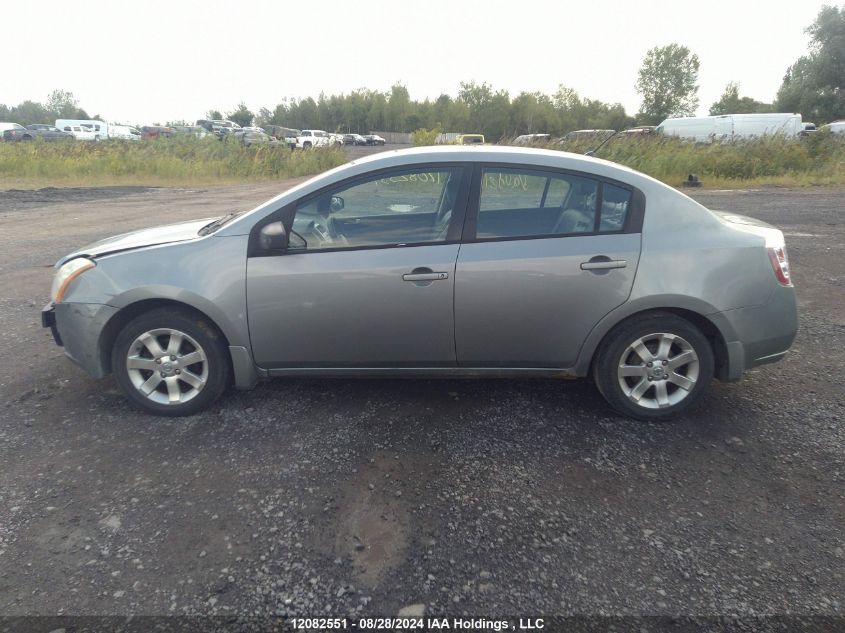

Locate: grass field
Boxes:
[0,137,348,188]
[531,132,845,188]
[2,133,844,190]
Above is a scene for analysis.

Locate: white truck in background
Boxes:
[296,129,333,148]
[108,125,142,140]
[56,120,98,141]
[55,119,110,140]
[656,113,804,142]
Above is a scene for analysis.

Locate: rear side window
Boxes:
[478,168,597,238]
[476,168,631,239]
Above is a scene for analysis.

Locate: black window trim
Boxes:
[462,162,646,244]
[247,161,472,258]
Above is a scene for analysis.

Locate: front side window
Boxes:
[476,168,630,239]
[290,167,465,251]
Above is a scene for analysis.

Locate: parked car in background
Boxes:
[363,134,386,145]
[58,123,97,141]
[55,119,109,140]
[263,126,299,148]
[343,133,367,145]
[212,119,242,135]
[42,146,797,420]
[435,132,460,144]
[141,126,176,139]
[799,122,817,136]
[513,133,551,145]
[172,125,209,138]
[297,129,332,148]
[108,125,142,140]
[456,134,485,145]
[196,119,242,139]
[619,126,656,137]
[240,127,272,146]
[656,113,804,142]
[196,120,220,137]
[564,129,616,142]
[819,120,845,135]
[25,124,74,141]
[1,122,34,141]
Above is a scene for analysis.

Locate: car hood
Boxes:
[57,217,215,265]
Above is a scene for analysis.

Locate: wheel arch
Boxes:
[98,298,235,380]
[577,299,734,382]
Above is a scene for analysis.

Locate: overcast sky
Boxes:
[2,0,829,125]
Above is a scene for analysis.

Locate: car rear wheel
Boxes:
[593,312,714,421]
[111,308,230,416]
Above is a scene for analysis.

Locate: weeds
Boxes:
[3,133,844,190]
[520,132,845,187]
[0,136,348,188]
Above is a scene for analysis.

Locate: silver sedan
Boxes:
[42,146,798,420]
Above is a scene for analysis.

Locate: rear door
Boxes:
[247,165,470,368]
[454,165,643,368]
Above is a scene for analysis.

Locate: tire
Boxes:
[303,141,312,149]
[111,307,230,416]
[592,311,714,421]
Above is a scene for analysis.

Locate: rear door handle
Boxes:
[403,272,449,281]
[580,259,627,270]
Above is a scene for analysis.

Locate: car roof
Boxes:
[342,144,623,170]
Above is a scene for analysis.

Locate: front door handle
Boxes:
[403,271,449,281]
[580,259,627,270]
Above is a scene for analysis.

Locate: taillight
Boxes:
[767,245,792,286]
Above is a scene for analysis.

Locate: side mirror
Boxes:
[330,195,344,213]
[259,221,288,251]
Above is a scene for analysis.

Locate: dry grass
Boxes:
[510,131,845,189]
[0,137,347,189]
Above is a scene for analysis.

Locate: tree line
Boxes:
[0,90,92,127]
[211,82,636,139]
[3,6,842,139]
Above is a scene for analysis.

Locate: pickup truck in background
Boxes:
[296,129,333,148]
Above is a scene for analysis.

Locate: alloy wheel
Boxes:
[125,328,208,405]
[616,332,700,409]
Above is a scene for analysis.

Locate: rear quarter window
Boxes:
[599,184,631,232]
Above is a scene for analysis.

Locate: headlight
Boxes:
[51,258,95,303]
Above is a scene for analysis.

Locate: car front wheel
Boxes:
[593,312,714,421]
[111,308,230,416]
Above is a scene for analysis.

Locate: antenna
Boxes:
[585,130,620,157]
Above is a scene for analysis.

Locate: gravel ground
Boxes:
[0,181,842,625]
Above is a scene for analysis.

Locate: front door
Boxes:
[247,165,469,368]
